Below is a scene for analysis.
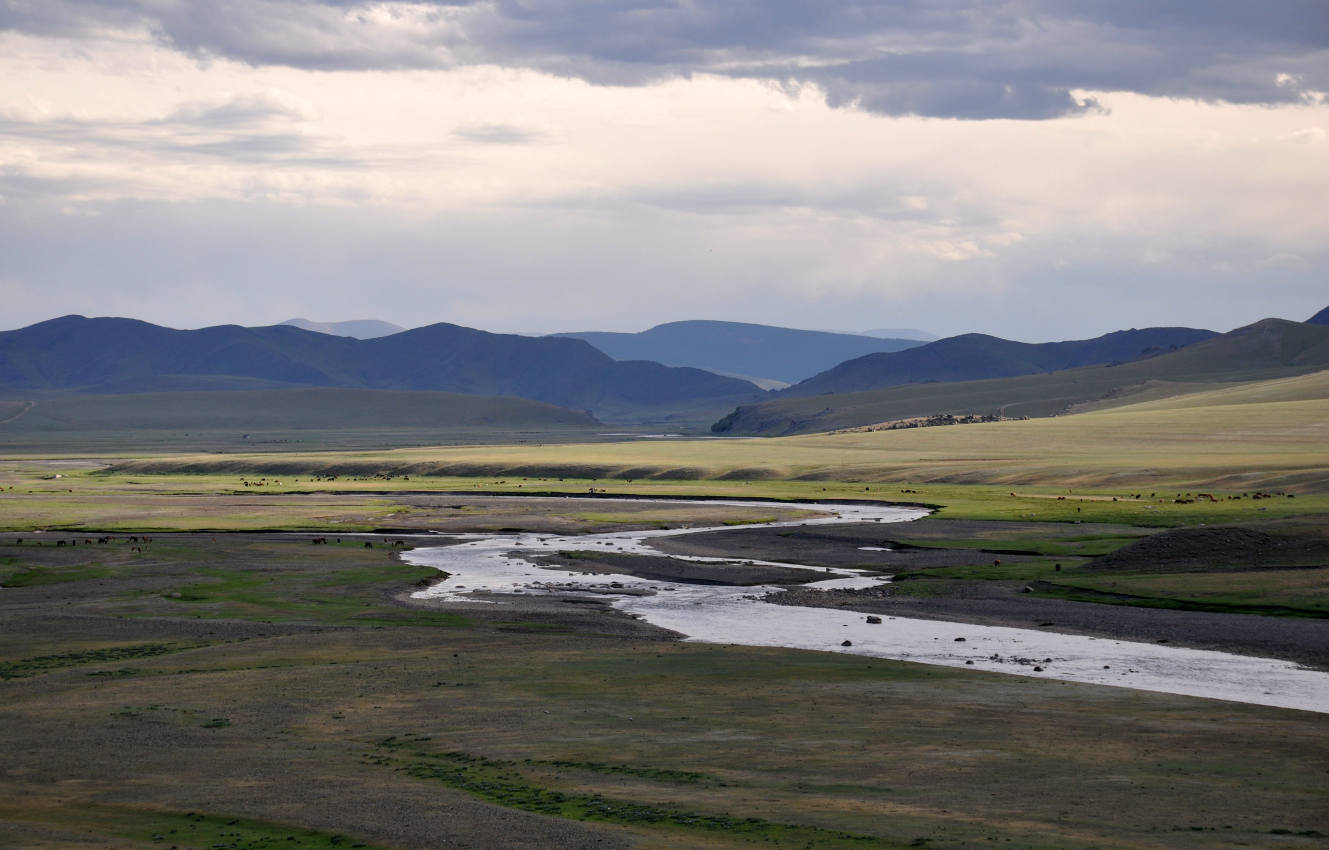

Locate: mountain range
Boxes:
[713,318,1329,435]
[0,316,761,422]
[4,307,1326,436]
[776,326,1218,397]
[554,320,923,386]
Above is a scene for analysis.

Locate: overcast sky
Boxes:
[1,1,1326,341]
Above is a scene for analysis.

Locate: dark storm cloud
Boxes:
[2,1,1326,117]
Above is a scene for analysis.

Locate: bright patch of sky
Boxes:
[1,1,1326,340]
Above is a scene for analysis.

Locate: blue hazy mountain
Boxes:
[554,320,924,385]
[0,316,762,422]
[777,326,1219,398]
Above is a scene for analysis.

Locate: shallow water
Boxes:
[406,497,1329,714]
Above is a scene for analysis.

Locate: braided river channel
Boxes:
[405,498,1329,714]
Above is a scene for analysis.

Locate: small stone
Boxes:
[953,637,966,642]
[841,640,853,647]
[865,616,882,624]
[1033,666,1044,672]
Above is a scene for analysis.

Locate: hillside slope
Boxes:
[0,316,762,422]
[0,388,603,452]
[555,320,921,385]
[713,319,1329,436]
[1308,305,1329,325]
[778,326,1216,398]
[113,366,1329,492]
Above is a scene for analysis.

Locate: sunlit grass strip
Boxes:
[96,392,1329,493]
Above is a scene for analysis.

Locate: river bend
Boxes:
[405,498,1329,714]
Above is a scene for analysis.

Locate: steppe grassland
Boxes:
[3,375,1314,534]
[4,382,1329,848]
[4,535,1329,850]
[89,376,1329,492]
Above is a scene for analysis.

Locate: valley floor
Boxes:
[3,509,1328,849]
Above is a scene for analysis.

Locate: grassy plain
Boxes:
[3,373,1329,848]
[4,534,1329,850]
[83,369,1329,497]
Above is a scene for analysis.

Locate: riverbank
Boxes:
[763,581,1329,672]
[403,500,1329,713]
[639,515,1329,671]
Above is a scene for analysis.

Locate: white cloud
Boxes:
[162,89,320,126]
[1280,126,1326,143]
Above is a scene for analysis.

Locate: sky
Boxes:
[1,1,1326,342]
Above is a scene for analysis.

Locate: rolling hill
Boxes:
[1308,305,1329,325]
[0,316,762,423]
[554,320,923,385]
[777,326,1216,398]
[713,319,1329,436]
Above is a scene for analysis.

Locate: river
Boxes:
[405,497,1329,714]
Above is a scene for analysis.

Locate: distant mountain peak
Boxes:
[1308,306,1329,326]
[281,318,405,339]
[553,319,926,384]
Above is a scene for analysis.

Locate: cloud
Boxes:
[0,109,326,165]
[0,86,370,206]
[1280,127,1326,143]
[451,122,547,144]
[2,1,1325,119]
[3,193,1325,340]
[2,7,1326,340]
[161,90,320,127]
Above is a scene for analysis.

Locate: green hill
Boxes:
[713,319,1329,436]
